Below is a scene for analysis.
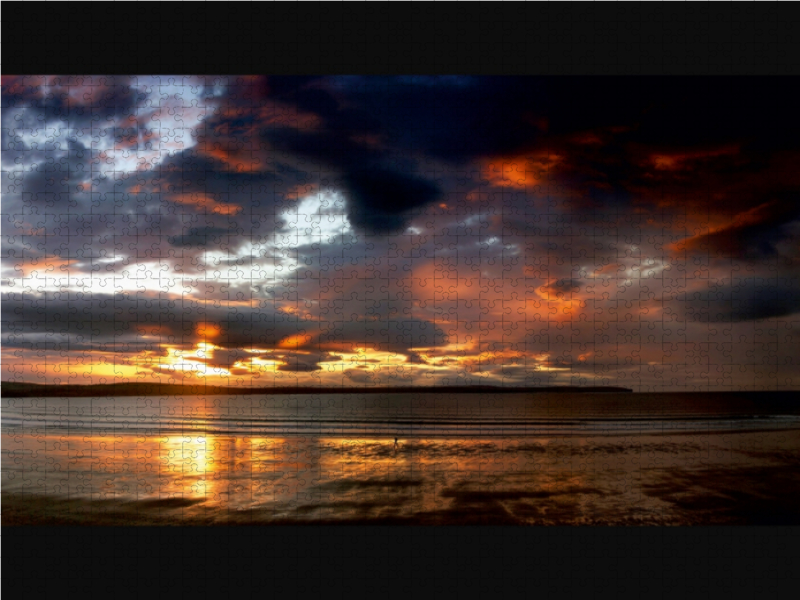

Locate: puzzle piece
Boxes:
[3,76,800,525]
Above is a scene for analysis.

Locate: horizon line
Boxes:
[3,381,798,397]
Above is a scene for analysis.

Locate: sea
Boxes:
[3,392,800,525]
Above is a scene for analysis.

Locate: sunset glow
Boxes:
[2,76,799,390]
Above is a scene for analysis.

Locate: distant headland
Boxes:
[0,381,633,398]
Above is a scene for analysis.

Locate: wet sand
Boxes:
[5,429,800,525]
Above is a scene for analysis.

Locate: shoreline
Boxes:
[5,382,799,400]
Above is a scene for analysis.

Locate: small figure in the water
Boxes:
[394,437,398,449]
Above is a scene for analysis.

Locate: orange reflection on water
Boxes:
[4,428,556,516]
[7,422,795,524]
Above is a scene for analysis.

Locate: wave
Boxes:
[4,411,800,437]
[5,393,800,437]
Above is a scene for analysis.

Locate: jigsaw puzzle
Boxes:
[2,75,800,525]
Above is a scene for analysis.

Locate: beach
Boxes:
[3,392,800,525]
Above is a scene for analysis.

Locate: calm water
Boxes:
[3,392,800,524]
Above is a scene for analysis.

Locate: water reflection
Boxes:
[4,430,552,510]
[4,392,800,524]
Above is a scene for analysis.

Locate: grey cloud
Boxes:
[1,293,448,357]
[271,350,343,372]
[168,226,234,248]
[191,348,253,370]
[317,318,447,353]
[1,77,147,148]
[680,278,800,323]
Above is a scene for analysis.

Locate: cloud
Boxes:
[343,368,378,385]
[318,318,448,354]
[167,193,242,216]
[540,278,582,297]
[168,226,235,248]
[679,278,800,322]
[5,75,800,390]
[1,75,147,135]
[2,136,92,203]
[275,351,341,372]
[0,293,310,350]
[190,348,252,370]
[404,351,429,365]
[342,168,440,234]
[1,293,448,357]
[672,199,800,260]
[194,77,449,234]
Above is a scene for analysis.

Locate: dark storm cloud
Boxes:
[622,79,799,155]
[154,150,285,197]
[261,126,439,234]
[342,78,795,229]
[333,76,776,165]
[527,78,800,156]
[8,76,800,241]
[168,226,235,248]
[679,278,800,323]
[568,79,799,204]
[195,76,446,234]
[336,76,545,161]
[0,293,310,349]
[173,76,800,239]
[342,168,440,233]
[0,332,160,354]
[1,293,448,355]
[253,77,551,230]
[2,138,92,205]
[291,87,380,133]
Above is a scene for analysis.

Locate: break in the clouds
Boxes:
[2,75,799,390]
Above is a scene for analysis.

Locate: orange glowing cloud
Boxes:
[169,193,242,215]
[649,145,739,171]
[277,334,315,349]
[202,144,263,173]
[195,322,221,339]
[15,256,78,278]
[409,261,486,303]
[481,153,563,189]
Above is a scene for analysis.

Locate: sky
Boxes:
[2,75,799,391]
